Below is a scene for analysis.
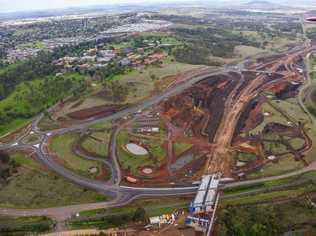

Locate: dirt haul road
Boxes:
[204,46,315,176]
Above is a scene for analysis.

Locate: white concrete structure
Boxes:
[126,143,148,155]
[186,174,221,235]
[190,175,220,214]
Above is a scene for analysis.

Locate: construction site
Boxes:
[31,43,316,236]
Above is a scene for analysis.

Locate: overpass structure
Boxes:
[185,174,221,235]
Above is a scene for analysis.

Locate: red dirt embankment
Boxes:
[67,104,126,120]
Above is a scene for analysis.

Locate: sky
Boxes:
[1,0,312,13]
[0,0,202,13]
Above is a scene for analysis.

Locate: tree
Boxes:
[133,207,147,222]
[150,74,158,81]
[0,151,10,163]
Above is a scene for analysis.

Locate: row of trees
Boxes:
[70,207,147,229]
[0,216,54,234]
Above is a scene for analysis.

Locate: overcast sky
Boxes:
[0,0,206,13]
[2,0,309,13]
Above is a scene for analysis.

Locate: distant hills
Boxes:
[241,0,296,11]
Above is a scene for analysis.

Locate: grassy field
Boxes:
[235,152,257,163]
[173,142,193,156]
[23,133,41,144]
[0,215,55,235]
[81,128,112,157]
[222,171,316,206]
[117,129,166,175]
[0,152,109,208]
[89,121,113,130]
[38,115,63,131]
[52,61,200,121]
[234,45,266,58]
[247,95,316,177]
[248,156,305,179]
[0,118,33,138]
[109,61,201,102]
[249,101,289,135]
[68,197,190,230]
[50,133,104,178]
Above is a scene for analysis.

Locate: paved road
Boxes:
[0,67,223,220]
[224,161,316,189]
[1,48,316,231]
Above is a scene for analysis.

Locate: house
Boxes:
[119,58,131,66]
[144,53,165,65]
[80,56,96,63]
[87,48,97,56]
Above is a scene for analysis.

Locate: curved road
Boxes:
[1,50,316,231]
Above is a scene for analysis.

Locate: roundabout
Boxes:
[1,45,316,232]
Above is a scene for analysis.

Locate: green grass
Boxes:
[90,121,113,130]
[173,142,193,156]
[249,102,289,135]
[108,61,201,103]
[0,73,86,136]
[81,131,111,157]
[117,129,166,175]
[0,215,54,235]
[50,133,103,178]
[223,171,316,197]
[37,115,62,131]
[109,41,133,49]
[0,62,20,75]
[223,184,316,206]
[23,134,41,144]
[19,41,47,50]
[263,140,288,154]
[68,197,190,230]
[0,117,32,137]
[80,197,189,217]
[160,36,182,45]
[236,152,257,162]
[11,152,42,171]
[310,55,316,68]
[51,60,200,122]
[0,153,109,208]
[289,138,305,150]
[246,96,316,176]
[248,157,305,179]
[117,130,151,175]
